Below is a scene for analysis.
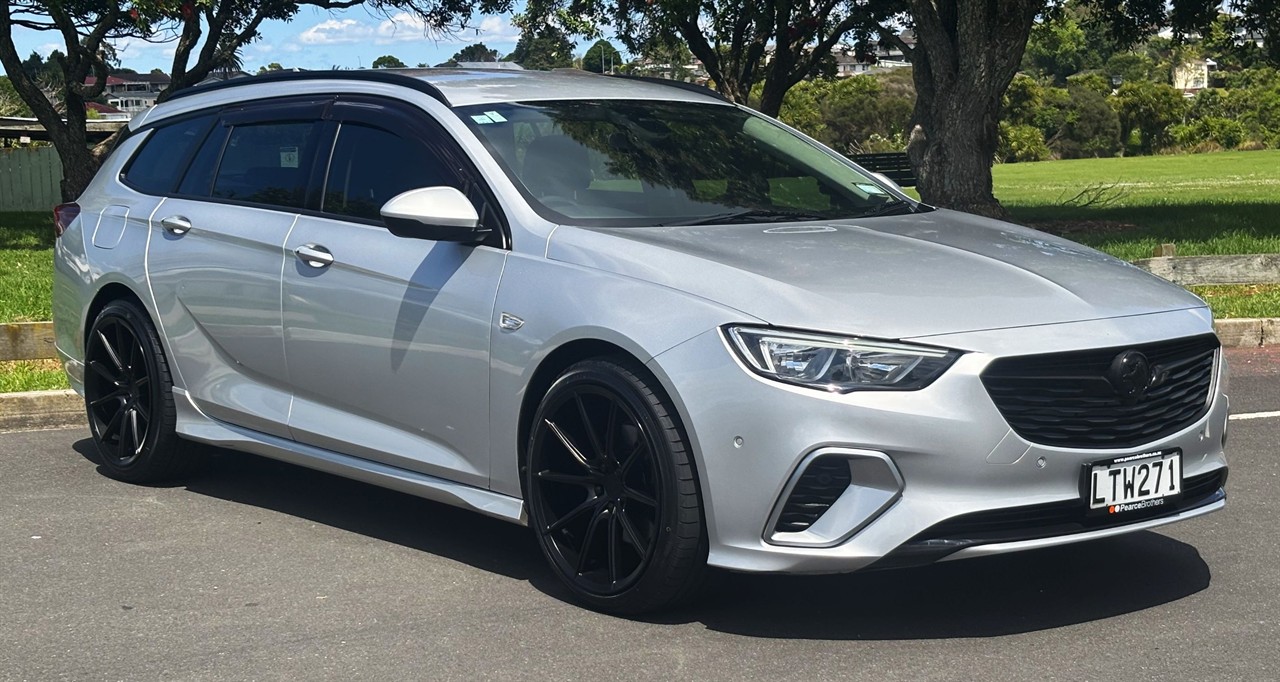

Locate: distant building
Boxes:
[1173,58,1216,94]
[83,72,171,115]
[85,101,130,122]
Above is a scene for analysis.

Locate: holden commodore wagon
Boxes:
[53,68,1229,614]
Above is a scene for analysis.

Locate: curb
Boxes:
[1215,318,1280,348]
[0,389,83,432]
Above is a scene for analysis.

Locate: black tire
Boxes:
[525,357,706,614]
[83,299,196,483]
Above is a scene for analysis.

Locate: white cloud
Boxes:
[299,19,374,45]
[372,13,521,46]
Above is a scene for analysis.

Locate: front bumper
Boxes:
[647,309,1228,574]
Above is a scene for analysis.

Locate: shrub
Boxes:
[998,122,1052,162]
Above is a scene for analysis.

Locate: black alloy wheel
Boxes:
[84,300,193,482]
[526,358,705,614]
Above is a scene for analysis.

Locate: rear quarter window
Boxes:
[121,114,216,195]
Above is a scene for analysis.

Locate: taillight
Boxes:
[53,202,81,238]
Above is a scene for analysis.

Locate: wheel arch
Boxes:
[84,282,150,345]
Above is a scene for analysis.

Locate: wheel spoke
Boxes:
[607,509,619,583]
[127,407,143,456]
[620,439,645,475]
[536,469,595,488]
[603,401,618,461]
[89,388,127,407]
[618,507,647,550]
[576,505,608,574]
[88,359,121,384]
[543,495,600,536]
[623,486,657,508]
[98,329,125,373]
[544,419,592,471]
[101,403,125,442]
[574,394,606,459]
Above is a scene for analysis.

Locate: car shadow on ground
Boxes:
[72,439,1213,640]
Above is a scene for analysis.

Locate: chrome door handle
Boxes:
[294,244,334,268]
[160,215,191,235]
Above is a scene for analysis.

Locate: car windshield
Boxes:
[458,99,909,227]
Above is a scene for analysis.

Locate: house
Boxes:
[1173,58,1216,94]
[83,72,171,115]
[85,101,131,122]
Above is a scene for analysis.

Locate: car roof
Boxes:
[158,68,729,114]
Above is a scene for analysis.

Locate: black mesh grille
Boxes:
[981,335,1219,449]
[774,457,852,533]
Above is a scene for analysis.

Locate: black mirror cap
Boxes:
[383,216,491,244]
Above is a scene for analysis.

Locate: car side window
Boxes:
[211,120,321,209]
[322,122,457,221]
[121,114,216,195]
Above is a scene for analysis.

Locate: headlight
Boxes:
[724,326,961,393]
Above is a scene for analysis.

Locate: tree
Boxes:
[1112,80,1188,153]
[533,0,894,117]
[451,42,501,63]
[0,76,31,116]
[582,39,621,73]
[1,0,514,201]
[372,54,407,69]
[507,24,575,70]
[257,62,284,74]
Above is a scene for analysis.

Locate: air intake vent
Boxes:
[774,457,851,533]
[981,335,1219,449]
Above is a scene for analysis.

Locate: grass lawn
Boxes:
[0,211,56,323]
[993,150,1280,262]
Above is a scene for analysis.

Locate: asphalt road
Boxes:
[2,349,1278,681]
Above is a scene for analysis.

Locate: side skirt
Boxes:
[171,387,527,525]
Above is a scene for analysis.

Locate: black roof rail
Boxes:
[605,74,730,103]
[165,69,451,106]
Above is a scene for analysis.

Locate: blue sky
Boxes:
[3,6,605,75]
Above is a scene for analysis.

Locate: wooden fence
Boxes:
[0,147,63,211]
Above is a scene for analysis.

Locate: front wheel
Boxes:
[525,358,706,614]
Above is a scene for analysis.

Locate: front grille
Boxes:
[873,467,1227,569]
[981,335,1219,449]
[774,457,852,533]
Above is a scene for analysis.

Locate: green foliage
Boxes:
[447,43,501,65]
[1170,117,1248,149]
[256,62,284,74]
[1057,85,1122,158]
[998,123,1052,162]
[776,72,914,155]
[1023,10,1090,82]
[0,212,55,323]
[371,55,407,69]
[582,39,622,73]
[1111,80,1187,153]
[0,76,32,116]
[508,24,575,70]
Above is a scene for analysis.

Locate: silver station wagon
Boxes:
[53,69,1229,613]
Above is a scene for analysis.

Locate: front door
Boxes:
[281,102,505,487]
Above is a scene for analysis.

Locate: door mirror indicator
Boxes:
[380,186,487,242]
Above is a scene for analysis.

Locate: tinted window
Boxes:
[123,114,215,195]
[176,124,228,197]
[212,121,320,209]
[459,101,902,227]
[322,123,455,220]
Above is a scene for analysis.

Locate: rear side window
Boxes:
[322,122,456,221]
[122,114,215,195]
[212,121,320,209]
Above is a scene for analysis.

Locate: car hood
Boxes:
[545,209,1207,341]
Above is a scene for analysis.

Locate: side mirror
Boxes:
[380,186,489,243]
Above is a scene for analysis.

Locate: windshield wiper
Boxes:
[659,208,830,227]
[852,199,917,219]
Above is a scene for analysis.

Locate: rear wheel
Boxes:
[525,358,706,614]
[83,300,195,483]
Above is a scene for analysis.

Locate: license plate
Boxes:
[1085,450,1182,515]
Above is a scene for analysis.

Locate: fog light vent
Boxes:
[774,457,852,533]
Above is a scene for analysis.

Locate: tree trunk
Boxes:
[897,0,1042,220]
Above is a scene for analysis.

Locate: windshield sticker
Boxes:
[279,146,299,168]
[471,114,494,124]
[856,183,888,194]
[484,111,508,123]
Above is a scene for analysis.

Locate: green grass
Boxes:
[993,150,1280,262]
[0,360,68,392]
[0,211,55,323]
[1190,284,1280,319]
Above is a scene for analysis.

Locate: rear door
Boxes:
[145,99,332,437]
[281,99,507,487]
